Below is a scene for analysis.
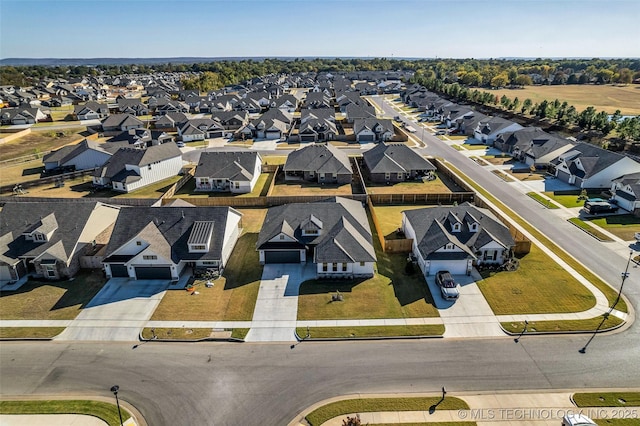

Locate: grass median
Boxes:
[298,324,444,339]
[568,218,614,241]
[0,327,65,339]
[573,392,640,407]
[0,400,133,426]
[526,192,559,209]
[501,314,623,334]
[306,397,469,426]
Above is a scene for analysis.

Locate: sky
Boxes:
[1,0,639,59]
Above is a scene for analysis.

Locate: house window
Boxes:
[446,243,454,250]
[332,263,338,272]
[202,260,218,265]
[342,263,347,272]
[192,245,206,250]
[322,263,328,272]
[35,233,45,241]
[397,173,403,179]
[143,255,157,260]
[235,182,240,189]
[148,164,152,170]
[136,241,142,246]
[360,261,365,267]
[45,266,56,278]
[385,172,390,180]
[201,178,209,183]
[279,234,285,240]
[453,224,461,232]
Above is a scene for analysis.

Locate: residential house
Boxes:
[103,206,242,280]
[108,129,174,149]
[610,172,640,213]
[93,143,183,193]
[43,139,112,171]
[0,201,120,282]
[402,204,515,276]
[210,111,249,131]
[270,94,299,112]
[154,111,188,130]
[298,109,338,142]
[194,151,262,194]
[473,117,523,144]
[353,118,394,143]
[553,143,640,189]
[344,103,375,123]
[283,144,352,184]
[116,98,149,116]
[0,107,47,125]
[303,91,332,109]
[256,197,376,278]
[240,109,292,140]
[362,143,436,183]
[101,114,144,132]
[73,101,109,120]
[178,118,225,142]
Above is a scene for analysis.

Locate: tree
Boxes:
[515,74,532,86]
[521,98,532,114]
[511,97,520,112]
[596,69,614,84]
[508,67,519,85]
[577,106,597,129]
[616,68,634,84]
[490,73,509,88]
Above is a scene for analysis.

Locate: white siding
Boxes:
[584,157,640,189]
[221,210,242,267]
[64,149,111,171]
[0,265,13,281]
[123,156,183,193]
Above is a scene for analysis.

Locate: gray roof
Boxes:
[403,204,515,261]
[94,143,182,180]
[363,143,436,174]
[0,201,106,265]
[353,118,394,135]
[104,206,237,263]
[101,113,144,129]
[194,151,260,181]
[43,139,110,166]
[187,221,215,245]
[256,197,376,263]
[283,144,352,175]
[559,142,637,179]
[73,101,108,115]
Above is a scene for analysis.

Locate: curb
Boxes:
[566,218,613,242]
[0,337,54,341]
[293,330,444,342]
[498,320,626,336]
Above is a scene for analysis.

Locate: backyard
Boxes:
[365,174,452,194]
[270,174,355,196]
[587,214,640,240]
[0,127,87,161]
[172,173,273,198]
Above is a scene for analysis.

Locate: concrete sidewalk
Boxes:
[291,390,640,426]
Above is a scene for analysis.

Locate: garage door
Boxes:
[428,260,467,276]
[265,131,281,140]
[208,131,224,138]
[109,264,129,277]
[556,170,571,183]
[264,251,300,264]
[359,135,374,142]
[300,135,316,142]
[134,266,172,280]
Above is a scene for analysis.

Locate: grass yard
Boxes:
[140,327,228,340]
[305,397,469,426]
[527,192,560,208]
[297,212,439,320]
[588,214,640,241]
[568,218,614,241]
[262,155,287,165]
[47,105,74,121]
[150,233,262,321]
[462,143,489,150]
[237,208,268,233]
[0,270,106,320]
[0,327,66,339]
[299,324,444,339]
[543,192,590,208]
[509,171,545,181]
[450,143,464,150]
[270,178,353,196]
[479,84,640,115]
[477,245,596,315]
[491,170,515,182]
[481,155,515,165]
[573,392,640,408]
[366,175,452,194]
[501,313,623,333]
[119,175,182,198]
[0,158,45,186]
[0,400,133,426]
[372,205,433,238]
[0,127,86,161]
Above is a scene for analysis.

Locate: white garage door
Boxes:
[428,260,468,275]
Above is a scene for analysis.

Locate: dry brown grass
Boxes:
[0,159,45,186]
[0,128,87,161]
[270,178,353,196]
[366,176,451,194]
[479,84,640,115]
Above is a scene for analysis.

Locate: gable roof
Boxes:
[353,118,394,135]
[94,143,182,180]
[43,139,110,166]
[194,151,260,181]
[363,143,436,174]
[104,206,237,263]
[558,142,636,178]
[256,197,375,263]
[283,143,352,175]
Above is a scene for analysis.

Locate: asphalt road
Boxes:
[2,97,639,426]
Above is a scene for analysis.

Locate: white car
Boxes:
[562,413,597,426]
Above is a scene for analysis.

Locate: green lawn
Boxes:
[262,155,287,165]
[573,392,640,407]
[527,192,559,209]
[306,397,469,426]
[543,192,597,208]
[568,218,614,241]
[491,170,515,182]
[299,324,444,338]
[588,215,640,241]
[477,244,596,315]
[501,313,623,333]
[0,400,133,426]
[150,233,261,321]
[446,163,627,313]
[118,175,183,198]
[365,175,452,195]
[0,270,106,320]
[0,327,65,339]
[297,211,439,320]
[372,205,433,238]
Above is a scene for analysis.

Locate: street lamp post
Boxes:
[110,385,124,426]
[514,320,528,343]
[580,250,633,354]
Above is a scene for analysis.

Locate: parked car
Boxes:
[435,270,460,300]
[394,115,402,122]
[634,232,640,242]
[435,130,447,135]
[176,141,185,148]
[562,413,597,426]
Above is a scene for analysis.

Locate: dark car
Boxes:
[435,270,460,300]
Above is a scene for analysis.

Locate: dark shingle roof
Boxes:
[194,151,260,181]
[363,143,436,174]
[283,144,352,175]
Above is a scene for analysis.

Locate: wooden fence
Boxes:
[0,196,156,206]
[369,192,474,205]
[159,167,195,200]
[0,168,99,194]
[367,197,413,254]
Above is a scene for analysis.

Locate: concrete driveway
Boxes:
[426,271,503,338]
[245,263,315,342]
[55,278,174,341]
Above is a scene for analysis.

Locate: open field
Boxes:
[0,270,106,320]
[0,127,86,161]
[479,84,640,115]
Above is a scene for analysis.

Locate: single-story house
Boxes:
[0,107,47,125]
[402,204,515,276]
[103,206,242,280]
[283,143,352,184]
[298,109,338,142]
[362,143,436,183]
[194,151,262,193]
[73,101,109,120]
[101,114,144,132]
[473,117,523,145]
[0,201,120,283]
[43,138,112,171]
[178,118,226,142]
[353,118,394,143]
[256,197,376,278]
[93,143,183,193]
[610,172,640,213]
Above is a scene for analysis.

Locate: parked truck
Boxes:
[583,199,619,215]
